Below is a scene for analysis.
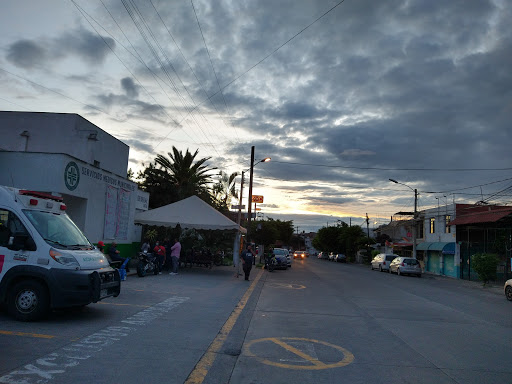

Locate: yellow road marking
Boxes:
[0,330,56,339]
[269,338,328,368]
[244,337,354,370]
[184,269,263,384]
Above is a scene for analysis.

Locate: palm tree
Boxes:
[155,146,216,202]
[212,171,239,213]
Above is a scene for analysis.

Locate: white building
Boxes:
[0,111,149,256]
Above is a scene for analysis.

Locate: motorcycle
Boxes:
[264,254,277,272]
[137,251,159,277]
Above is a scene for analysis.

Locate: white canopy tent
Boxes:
[134,195,246,233]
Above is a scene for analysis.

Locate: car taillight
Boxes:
[383,261,386,265]
[30,199,38,205]
[401,262,405,266]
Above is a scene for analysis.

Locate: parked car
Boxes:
[272,248,289,269]
[328,252,336,261]
[389,257,422,277]
[504,279,512,301]
[284,249,292,267]
[294,250,307,259]
[371,253,399,272]
[334,254,346,263]
[318,251,329,260]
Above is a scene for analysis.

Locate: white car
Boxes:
[371,253,399,272]
[504,279,512,301]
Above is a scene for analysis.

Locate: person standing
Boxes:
[153,241,166,274]
[241,244,254,281]
[169,238,181,275]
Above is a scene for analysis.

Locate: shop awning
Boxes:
[416,242,430,251]
[416,242,455,254]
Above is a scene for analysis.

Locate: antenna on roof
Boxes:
[9,173,17,202]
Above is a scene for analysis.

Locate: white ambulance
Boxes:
[0,186,121,321]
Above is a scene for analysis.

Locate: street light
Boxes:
[233,147,270,273]
[389,178,418,258]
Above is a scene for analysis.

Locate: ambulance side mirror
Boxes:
[8,233,37,252]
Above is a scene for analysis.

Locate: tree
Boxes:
[136,162,177,208]
[211,171,238,213]
[472,253,500,286]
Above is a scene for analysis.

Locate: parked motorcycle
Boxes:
[264,254,277,272]
[137,251,159,277]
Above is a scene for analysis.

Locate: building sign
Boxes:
[252,195,264,203]
[80,165,136,191]
[64,162,80,191]
[136,193,149,210]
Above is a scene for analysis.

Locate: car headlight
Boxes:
[49,248,80,267]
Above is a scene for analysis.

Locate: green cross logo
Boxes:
[64,162,80,191]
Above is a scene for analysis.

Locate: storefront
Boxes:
[417,242,458,278]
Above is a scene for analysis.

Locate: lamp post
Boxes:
[246,146,271,242]
[389,178,418,258]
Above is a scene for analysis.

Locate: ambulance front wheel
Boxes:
[8,280,49,321]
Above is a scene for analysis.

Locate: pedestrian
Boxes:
[169,238,181,275]
[109,241,130,272]
[163,238,172,271]
[241,244,254,281]
[153,241,166,274]
[97,241,105,253]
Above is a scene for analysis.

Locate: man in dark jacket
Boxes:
[241,244,254,281]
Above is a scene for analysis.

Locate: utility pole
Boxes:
[366,213,370,242]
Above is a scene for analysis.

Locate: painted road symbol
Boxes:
[267,283,306,290]
[244,337,354,370]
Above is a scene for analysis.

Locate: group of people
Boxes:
[141,238,181,275]
[97,238,181,275]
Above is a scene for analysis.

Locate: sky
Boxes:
[1,0,512,233]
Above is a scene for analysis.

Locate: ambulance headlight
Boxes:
[49,248,80,267]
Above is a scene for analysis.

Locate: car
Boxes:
[294,250,307,259]
[334,254,346,263]
[272,248,289,269]
[328,252,336,261]
[284,249,292,267]
[389,257,422,277]
[318,251,329,260]
[505,279,512,301]
[371,253,399,272]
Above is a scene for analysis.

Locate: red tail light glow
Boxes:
[29,199,38,206]
[401,262,405,266]
[60,204,67,210]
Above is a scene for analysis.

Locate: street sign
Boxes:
[252,195,264,203]
[231,205,246,210]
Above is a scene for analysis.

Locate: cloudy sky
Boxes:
[1,0,512,232]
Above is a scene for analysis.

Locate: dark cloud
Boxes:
[6,40,46,69]
[56,28,115,64]
[121,77,139,98]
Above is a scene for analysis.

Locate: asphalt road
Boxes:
[0,258,510,384]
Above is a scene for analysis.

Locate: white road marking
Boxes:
[0,297,189,384]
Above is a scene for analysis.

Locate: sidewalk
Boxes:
[423,270,505,297]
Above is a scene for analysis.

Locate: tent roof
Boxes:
[134,195,246,233]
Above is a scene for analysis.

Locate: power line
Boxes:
[272,160,512,172]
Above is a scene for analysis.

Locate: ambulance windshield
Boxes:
[23,210,91,249]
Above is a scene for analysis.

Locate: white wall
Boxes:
[422,204,457,243]
[0,111,129,176]
[0,151,148,244]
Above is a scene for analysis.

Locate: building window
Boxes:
[429,218,435,234]
[445,215,451,233]
[93,160,100,168]
[417,220,424,239]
